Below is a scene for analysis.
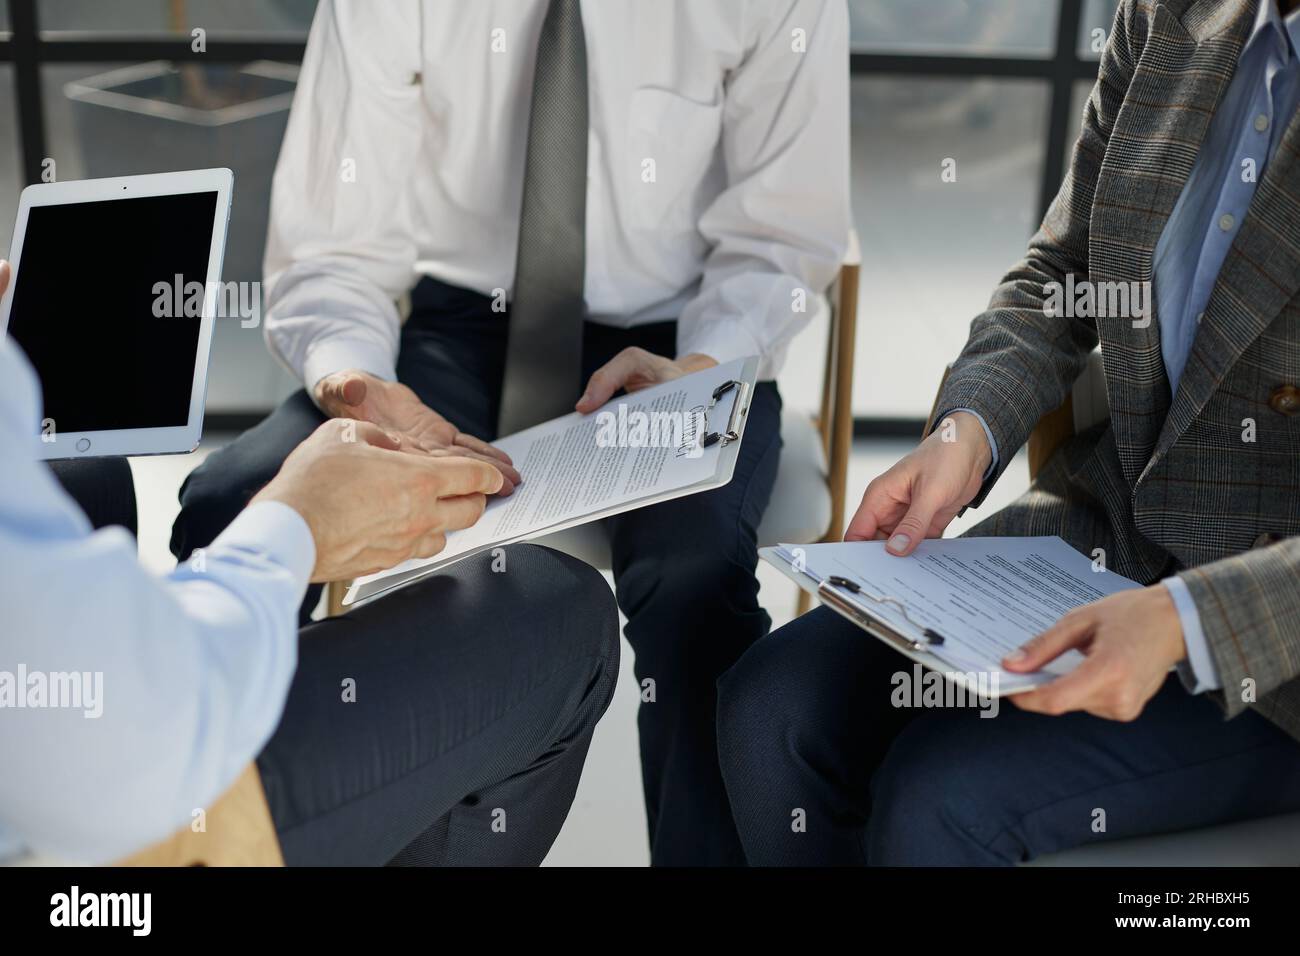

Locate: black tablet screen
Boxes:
[7,191,218,433]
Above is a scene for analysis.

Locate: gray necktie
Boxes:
[497,0,588,435]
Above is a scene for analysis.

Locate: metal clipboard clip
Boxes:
[701,379,750,449]
[816,574,947,654]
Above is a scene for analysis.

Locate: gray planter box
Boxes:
[64,61,298,285]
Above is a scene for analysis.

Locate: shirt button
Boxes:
[1219,213,1236,231]
[1195,311,1205,324]
[1255,113,1270,132]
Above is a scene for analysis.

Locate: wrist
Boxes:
[1154,583,1189,666]
[947,410,992,478]
[251,482,316,542]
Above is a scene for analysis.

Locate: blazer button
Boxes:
[1269,384,1300,415]
[1252,532,1280,549]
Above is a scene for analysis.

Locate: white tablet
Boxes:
[0,169,233,459]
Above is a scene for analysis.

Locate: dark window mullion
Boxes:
[33,35,307,63]
[1039,0,1085,220]
[12,0,45,185]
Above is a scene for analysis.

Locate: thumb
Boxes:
[318,371,368,410]
[576,349,641,413]
[351,420,403,452]
[1004,610,1093,671]
[884,494,940,556]
[0,260,9,298]
[338,373,368,408]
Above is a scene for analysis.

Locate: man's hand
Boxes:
[845,411,992,555]
[1005,585,1187,721]
[313,369,520,495]
[575,347,717,413]
[252,418,503,582]
[0,259,9,297]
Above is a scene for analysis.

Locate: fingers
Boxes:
[1011,653,1109,717]
[349,420,404,451]
[433,492,489,534]
[453,431,513,466]
[0,259,9,298]
[409,531,448,562]
[423,455,505,497]
[1003,608,1094,671]
[883,492,942,556]
[842,468,915,541]
[450,434,522,488]
[425,447,519,494]
[844,478,897,541]
[576,347,647,413]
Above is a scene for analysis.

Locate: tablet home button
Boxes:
[76,438,91,452]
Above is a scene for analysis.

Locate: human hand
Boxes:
[252,419,504,582]
[574,347,718,413]
[1005,585,1187,721]
[844,411,992,555]
[313,369,520,495]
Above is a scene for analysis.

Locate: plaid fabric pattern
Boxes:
[937,0,1300,739]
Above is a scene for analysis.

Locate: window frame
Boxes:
[0,0,1099,432]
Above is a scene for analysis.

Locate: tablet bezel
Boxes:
[0,168,233,459]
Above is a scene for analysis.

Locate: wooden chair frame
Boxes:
[116,764,283,867]
[792,234,861,614]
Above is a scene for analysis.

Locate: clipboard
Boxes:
[345,356,760,607]
[760,542,1058,697]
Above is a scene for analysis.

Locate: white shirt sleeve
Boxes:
[676,0,851,377]
[0,342,313,863]
[261,0,426,392]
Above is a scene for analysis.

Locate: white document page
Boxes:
[771,536,1142,692]
[347,357,750,603]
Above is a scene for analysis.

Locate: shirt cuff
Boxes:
[210,500,317,595]
[677,316,765,370]
[1163,575,1222,694]
[301,337,398,396]
[942,408,999,481]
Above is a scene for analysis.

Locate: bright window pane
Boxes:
[1079,0,1122,59]
[846,76,1049,417]
[850,0,1059,57]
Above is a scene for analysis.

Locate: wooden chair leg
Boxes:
[792,231,860,617]
[325,580,349,617]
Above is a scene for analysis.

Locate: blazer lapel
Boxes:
[1149,70,1300,471]
[1089,0,1253,487]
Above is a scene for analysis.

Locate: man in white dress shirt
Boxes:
[169,0,849,864]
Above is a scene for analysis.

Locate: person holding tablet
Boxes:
[0,261,619,865]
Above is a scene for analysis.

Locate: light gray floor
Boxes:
[128,435,1029,866]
